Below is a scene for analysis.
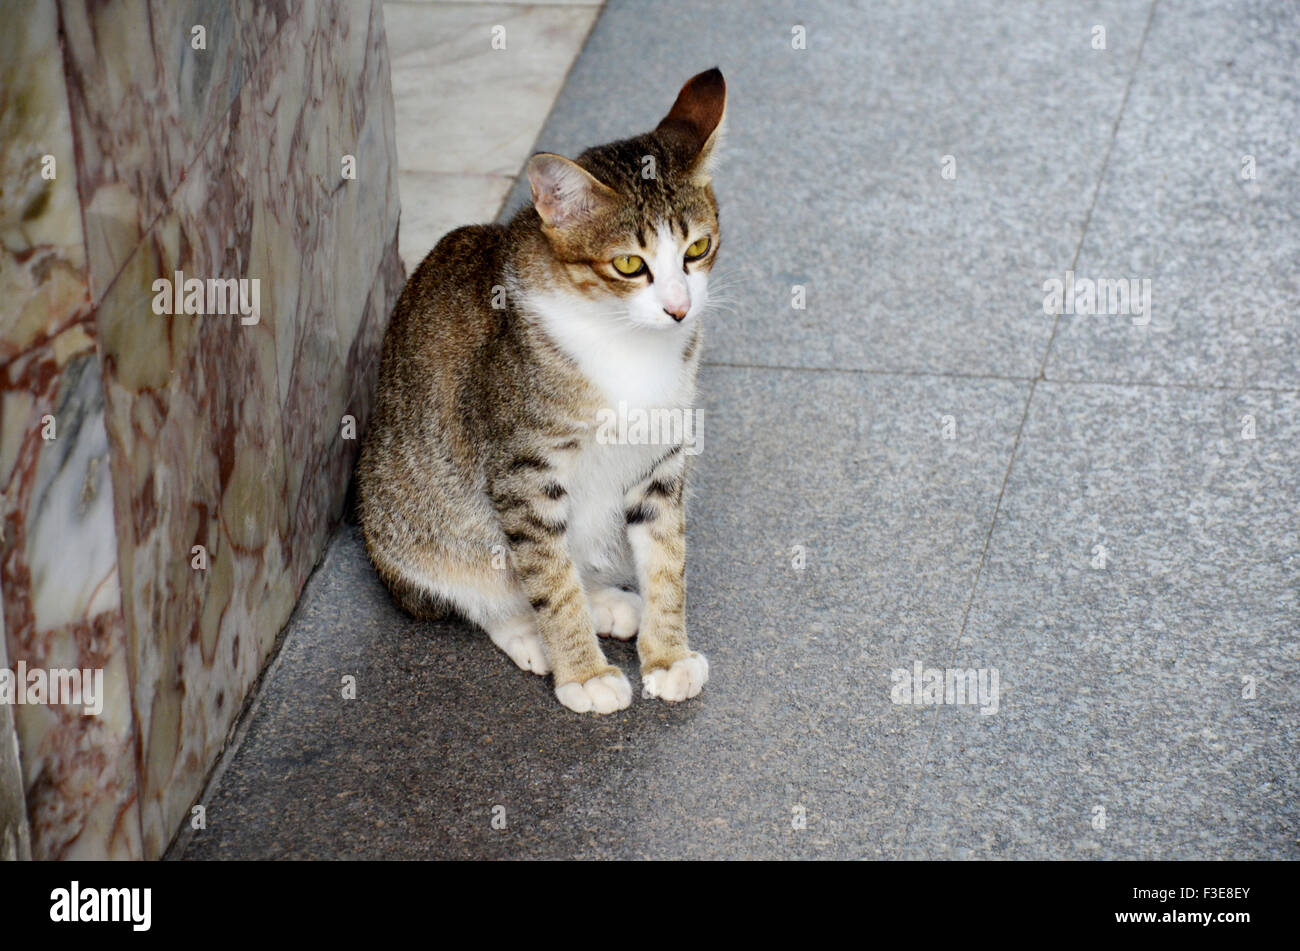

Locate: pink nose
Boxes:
[663,303,688,322]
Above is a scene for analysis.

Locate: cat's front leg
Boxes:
[624,446,709,702]
[494,460,632,714]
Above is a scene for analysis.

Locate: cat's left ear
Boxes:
[656,67,726,185]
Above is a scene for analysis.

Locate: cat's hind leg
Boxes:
[370,545,549,674]
[483,612,550,675]
[370,553,455,621]
[425,560,551,677]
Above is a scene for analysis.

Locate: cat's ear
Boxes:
[527,153,615,228]
[656,67,727,185]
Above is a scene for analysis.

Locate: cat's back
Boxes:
[362,222,512,489]
[357,224,512,590]
[390,223,508,358]
[370,224,512,426]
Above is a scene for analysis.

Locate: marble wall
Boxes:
[0,623,32,861]
[0,0,402,859]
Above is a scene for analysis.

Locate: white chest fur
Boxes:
[524,289,697,581]
[526,289,696,411]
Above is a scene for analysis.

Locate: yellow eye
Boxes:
[685,236,711,260]
[612,255,645,276]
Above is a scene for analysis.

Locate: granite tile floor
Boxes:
[174,0,1299,859]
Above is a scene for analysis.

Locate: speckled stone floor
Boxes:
[174,0,1299,859]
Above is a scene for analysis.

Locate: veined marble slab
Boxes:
[2,0,403,859]
[61,0,304,304]
[386,2,600,178]
[84,0,403,858]
[385,0,600,266]
[0,599,32,861]
[0,0,143,861]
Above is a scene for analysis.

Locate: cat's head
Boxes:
[524,68,726,330]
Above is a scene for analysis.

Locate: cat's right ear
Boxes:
[527,153,615,229]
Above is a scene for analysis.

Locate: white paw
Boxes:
[641,653,709,703]
[589,587,642,640]
[555,671,633,714]
[487,616,551,675]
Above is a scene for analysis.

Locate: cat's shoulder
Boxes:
[407,223,508,290]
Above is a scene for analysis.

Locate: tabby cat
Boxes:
[357,69,726,714]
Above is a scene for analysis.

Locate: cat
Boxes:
[356,68,725,714]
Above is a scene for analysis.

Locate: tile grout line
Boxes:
[703,360,1032,386]
[1040,375,1299,394]
[700,359,1300,395]
[1034,0,1161,383]
[887,0,1162,860]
